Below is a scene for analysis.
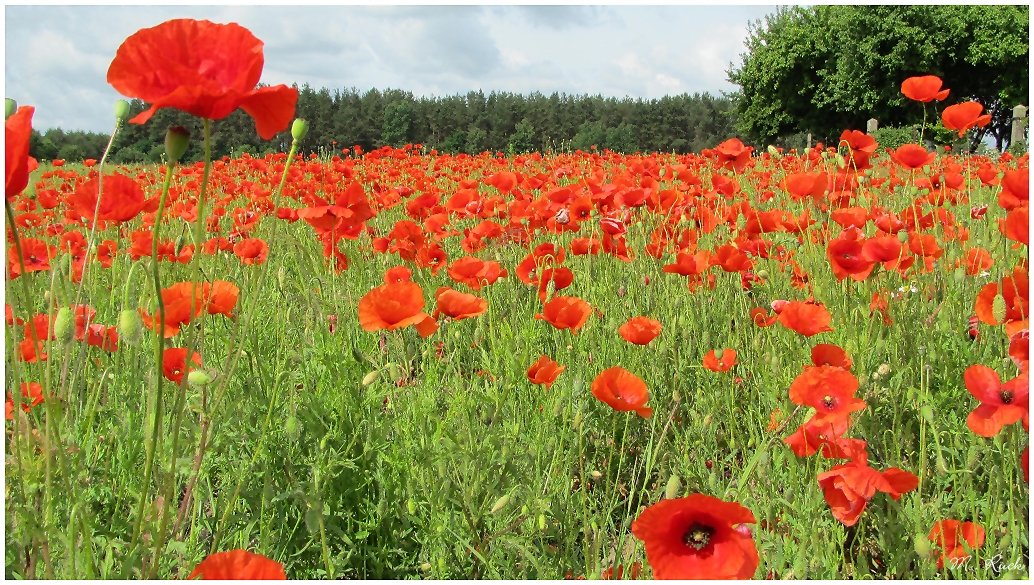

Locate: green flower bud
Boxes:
[835,153,847,169]
[174,234,187,257]
[914,534,931,559]
[407,498,417,515]
[5,98,16,119]
[992,293,1007,324]
[572,411,583,430]
[114,99,130,121]
[164,126,191,164]
[757,269,769,280]
[538,513,547,531]
[118,309,144,346]
[766,145,780,158]
[284,415,301,441]
[54,307,75,344]
[953,266,966,282]
[920,405,934,424]
[490,493,510,515]
[664,474,681,500]
[187,369,213,387]
[291,119,309,141]
[897,230,909,243]
[362,370,379,386]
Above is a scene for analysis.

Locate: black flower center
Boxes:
[999,390,1014,404]
[682,523,715,550]
[822,395,836,410]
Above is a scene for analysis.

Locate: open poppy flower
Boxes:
[527,354,565,390]
[974,266,1029,335]
[383,266,413,284]
[838,130,877,170]
[890,144,936,170]
[447,256,507,291]
[141,281,210,338]
[162,347,202,384]
[534,296,592,334]
[703,349,737,373]
[941,102,992,137]
[591,367,652,418]
[188,549,286,580]
[6,105,35,200]
[750,307,777,327]
[358,281,429,332]
[631,493,758,579]
[827,229,875,281]
[72,173,146,223]
[788,366,865,419]
[713,138,754,173]
[85,324,119,352]
[928,521,985,569]
[783,413,854,458]
[6,382,45,416]
[777,300,834,337]
[811,344,852,370]
[618,317,662,345]
[817,461,918,526]
[998,168,1029,211]
[107,19,298,140]
[207,280,239,318]
[233,238,269,265]
[433,287,487,321]
[963,364,1029,437]
[8,237,55,279]
[900,75,949,103]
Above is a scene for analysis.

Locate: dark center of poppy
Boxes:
[999,390,1013,404]
[822,395,836,409]
[682,523,715,550]
[29,255,38,263]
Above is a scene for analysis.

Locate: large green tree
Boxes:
[729,5,1029,148]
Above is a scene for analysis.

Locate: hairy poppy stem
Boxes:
[128,155,175,562]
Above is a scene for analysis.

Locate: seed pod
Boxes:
[362,370,380,386]
[490,493,510,515]
[992,293,1007,324]
[407,498,417,515]
[53,307,74,344]
[118,309,144,346]
[164,126,190,164]
[664,474,681,499]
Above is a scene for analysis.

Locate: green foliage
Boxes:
[112,146,146,164]
[56,143,85,162]
[571,121,607,152]
[381,101,411,148]
[730,5,1029,148]
[507,118,536,155]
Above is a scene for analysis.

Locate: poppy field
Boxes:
[4,19,1030,580]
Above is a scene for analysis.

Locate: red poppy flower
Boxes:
[788,366,865,419]
[536,266,574,303]
[447,256,507,290]
[618,316,662,346]
[783,413,854,458]
[85,324,119,352]
[107,19,298,139]
[712,245,754,273]
[188,549,286,580]
[998,168,1029,211]
[827,230,875,281]
[900,75,949,103]
[1005,206,1028,246]
[713,138,754,173]
[782,171,828,201]
[358,281,429,332]
[702,349,737,373]
[162,347,202,384]
[8,382,45,413]
[811,344,852,370]
[964,247,994,276]
[414,313,439,338]
[207,280,239,317]
[433,287,487,321]
[631,494,758,579]
[570,237,602,256]
[527,354,566,390]
[890,144,936,170]
[777,301,834,337]
[383,266,413,284]
[663,251,711,276]
[817,462,918,526]
[963,364,1029,437]
[974,266,1029,335]
[1009,330,1029,369]
[535,296,592,334]
[591,367,652,418]
[8,237,56,279]
[6,105,35,200]
[928,521,985,569]
[141,281,209,338]
[941,102,992,137]
[233,238,268,265]
[72,173,146,223]
[838,130,877,170]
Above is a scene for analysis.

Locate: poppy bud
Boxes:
[118,309,144,346]
[538,513,547,531]
[672,389,680,402]
[914,534,931,558]
[5,98,16,119]
[291,118,309,141]
[277,266,286,289]
[664,474,681,499]
[573,411,583,430]
[58,252,72,279]
[165,126,190,164]
[419,563,431,572]
[702,414,713,429]
[187,369,213,387]
[284,415,301,441]
[174,234,187,257]
[897,230,909,243]
[965,446,980,470]
[920,405,934,424]
[407,498,417,515]
[490,493,510,514]
[991,293,1007,324]
[757,269,769,280]
[767,145,780,158]
[953,267,966,282]
[114,99,130,121]
[54,307,74,344]
[835,153,846,168]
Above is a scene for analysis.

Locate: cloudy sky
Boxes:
[6,5,777,134]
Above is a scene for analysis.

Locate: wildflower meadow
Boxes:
[4,18,1029,580]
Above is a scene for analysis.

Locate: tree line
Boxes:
[29,89,741,164]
